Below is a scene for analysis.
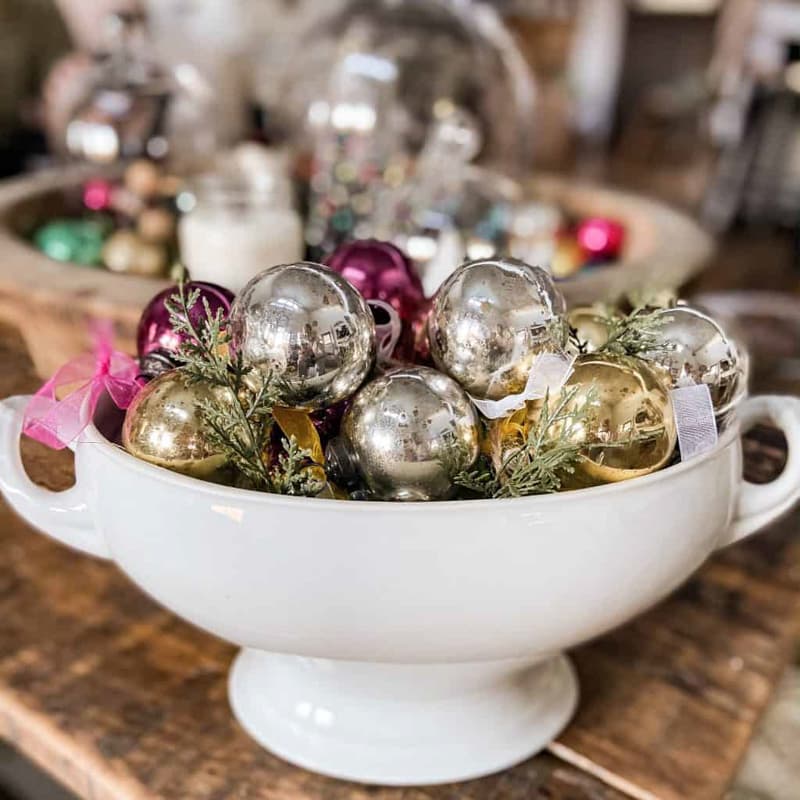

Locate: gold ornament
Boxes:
[551,238,584,279]
[122,370,234,478]
[103,230,168,277]
[137,206,176,243]
[511,353,677,487]
[124,159,162,199]
[567,307,614,353]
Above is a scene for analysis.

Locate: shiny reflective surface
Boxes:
[525,353,677,487]
[643,306,746,421]
[122,370,232,478]
[229,262,376,410]
[567,307,613,353]
[428,258,567,400]
[342,366,479,500]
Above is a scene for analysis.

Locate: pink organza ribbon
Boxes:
[23,321,141,450]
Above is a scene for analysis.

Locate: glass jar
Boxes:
[178,160,304,292]
[269,0,536,258]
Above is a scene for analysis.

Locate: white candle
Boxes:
[180,206,303,292]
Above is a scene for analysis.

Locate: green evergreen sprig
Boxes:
[454,385,595,499]
[595,306,670,358]
[164,283,323,496]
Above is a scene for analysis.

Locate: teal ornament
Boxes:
[34,218,110,266]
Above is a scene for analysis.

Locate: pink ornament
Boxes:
[576,217,626,261]
[136,282,234,359]
[325,240,426,361]
[83,179,114,212]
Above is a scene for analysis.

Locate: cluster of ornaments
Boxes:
[122,240,746,502]
[35,159,180,277]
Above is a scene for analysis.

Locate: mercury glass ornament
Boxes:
[229,262,375,410]
[567,307,614,353]
[641,306,746,422]
[34,219,109,266]
[524,353,677,488]
[122,370,232,479]
[428,258,568,400]
[327,366,480,501]
[325,239,425,361]
[102,230,169,277]
[136,281,234,359]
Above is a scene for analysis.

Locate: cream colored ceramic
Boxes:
[1,394,799,786]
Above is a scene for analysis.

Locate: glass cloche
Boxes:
[271,0,537,260]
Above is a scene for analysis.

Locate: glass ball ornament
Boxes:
[137,281,234,360]
[428,257,568,400]
[567,307,615,354]
[325,239,425,361]
[325,239,424,322]
[642,306,746,423]
[327,366,480,501]
[122,370,232,479]
[523,353,677,488]
[229,262,376,410]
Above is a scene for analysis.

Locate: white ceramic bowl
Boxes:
[2,393,800,786]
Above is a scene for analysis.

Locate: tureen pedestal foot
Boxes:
[228,649,578,786]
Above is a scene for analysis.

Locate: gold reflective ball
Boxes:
[122,371,232,478]
[526,353,677,487]
[137,206,176,244]
[124,159,162,199]
[567,307,614,353]
[102,230,168,277]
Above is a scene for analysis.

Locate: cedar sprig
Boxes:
[454,385,595,499]
[164,283,320,495]
[595,306,670,358]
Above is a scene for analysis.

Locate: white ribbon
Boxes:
[670,384,718,461]
[470,352,576,420]
[368,300,403,364]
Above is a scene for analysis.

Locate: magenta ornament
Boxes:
[83,179,114,212]
[325,240,426,362]
[325,240,425,321]
[576,217,626,261]
[136,281,234,359]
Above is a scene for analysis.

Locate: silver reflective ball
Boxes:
[229,262,375,409]
[643,306,746,421]
[341,366,480,501]
[428,257,568,400]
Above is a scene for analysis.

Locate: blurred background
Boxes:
[0,1,798,798]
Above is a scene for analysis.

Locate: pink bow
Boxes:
[23,321,142,450]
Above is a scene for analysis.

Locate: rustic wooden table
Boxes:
[0,323,799,800]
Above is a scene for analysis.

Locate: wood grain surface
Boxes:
[0,323,798,800]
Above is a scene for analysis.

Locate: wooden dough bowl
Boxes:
[0,167,713,379]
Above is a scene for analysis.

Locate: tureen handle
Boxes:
[0,395,110,559]
[722,395,800,547]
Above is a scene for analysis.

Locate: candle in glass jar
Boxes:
[178,174,304,292]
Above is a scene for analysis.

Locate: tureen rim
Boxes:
[82,421,739,510]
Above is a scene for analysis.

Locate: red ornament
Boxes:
[325,239,426,362]
[576,217,626,261]
[136,282,234,360]
[83,179,114,212]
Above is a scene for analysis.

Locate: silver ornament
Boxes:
[428,257,568,400]
[328,366,480,501]
[642,306,746,423]
[229,262,376,410]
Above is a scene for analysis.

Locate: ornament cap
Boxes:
[324,436,361,489]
